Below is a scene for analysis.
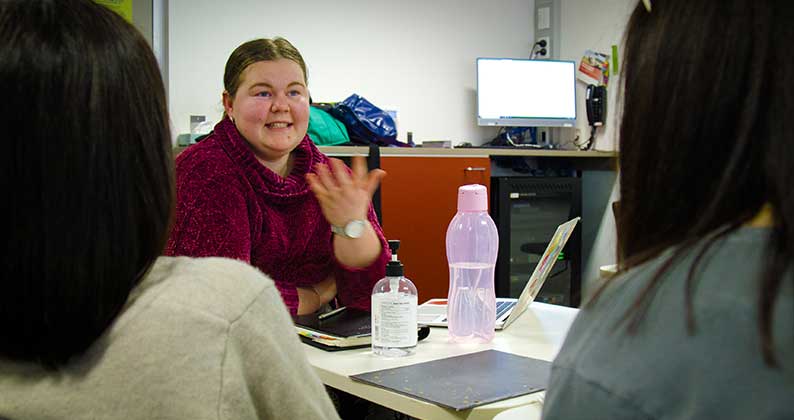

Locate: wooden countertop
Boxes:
[174,144,617,158]
[319,146,616,157]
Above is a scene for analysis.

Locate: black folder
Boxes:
[350,349,551,411]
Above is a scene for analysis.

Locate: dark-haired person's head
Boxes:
[617,0,794,363]
[618,0,794,261]
[0,0,173,366]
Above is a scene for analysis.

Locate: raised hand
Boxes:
[306,155,386,268]
[306,156,386,228]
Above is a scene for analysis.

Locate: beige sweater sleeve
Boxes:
[217,282,340,420]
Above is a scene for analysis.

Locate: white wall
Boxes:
[166,0,637,296]
[560,0,634,152]
[168,0,534,145]
[559,0,635,292]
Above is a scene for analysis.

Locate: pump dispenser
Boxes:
[371,240,418,357]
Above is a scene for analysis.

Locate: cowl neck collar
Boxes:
[214,117,320,200]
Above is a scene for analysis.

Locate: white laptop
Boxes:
[417,217,580,330]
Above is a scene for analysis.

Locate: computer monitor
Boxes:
[477,58,577,128]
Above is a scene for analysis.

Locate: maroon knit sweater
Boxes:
[165,118,389,315]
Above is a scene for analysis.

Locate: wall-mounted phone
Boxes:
[586,84,607,127]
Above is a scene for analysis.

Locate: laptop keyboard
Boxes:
[496,301,514,317]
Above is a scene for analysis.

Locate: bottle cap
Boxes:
[386,239,404,276]
[388,240,400,255]
[457,184,488,212]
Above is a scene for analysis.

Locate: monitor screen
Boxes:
[477,58,576,127]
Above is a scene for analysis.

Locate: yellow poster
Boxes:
[94,0,133,23]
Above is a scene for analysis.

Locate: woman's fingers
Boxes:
[349,156,386,196]
[365,168,386,197]
[315,162,340,193]
[308,156,385,226]
[351,155,368,183]
[329,158,353,188]
[306,173,327,197]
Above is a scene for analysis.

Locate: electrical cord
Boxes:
[487,127,546,148]
[587,125,596,150]
[529,39,548,59]
[505,133,544,148]
[530,48,547,60]
[557,135,580,150]
[573,125,596,151]
[558,127,595,151]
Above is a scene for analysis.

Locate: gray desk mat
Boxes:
[349,349,550,411]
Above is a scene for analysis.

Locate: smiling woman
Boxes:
[165,37,390,319]
[222,58,310,175]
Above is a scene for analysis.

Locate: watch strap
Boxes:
[331,219,367,238]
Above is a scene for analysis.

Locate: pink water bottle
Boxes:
[446,184,499,343]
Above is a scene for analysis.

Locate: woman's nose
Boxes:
[271,94,289,112]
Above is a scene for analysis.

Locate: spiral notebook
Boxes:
[293,308,431,351]
[417,217,580,330]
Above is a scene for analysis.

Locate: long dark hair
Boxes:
[603,0,794,365]
[0,0,173,366]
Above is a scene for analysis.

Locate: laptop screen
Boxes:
[418,217,580,329]
[502,217,580,328]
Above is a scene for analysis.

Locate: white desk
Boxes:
[492,403,544,420]
[303,302,579,420]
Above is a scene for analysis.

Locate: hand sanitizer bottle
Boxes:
[371,240,418,357]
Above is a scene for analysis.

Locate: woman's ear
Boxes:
[222,91,234,122]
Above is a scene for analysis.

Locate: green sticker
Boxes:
[611,45,619,75]
[94,0,133,23]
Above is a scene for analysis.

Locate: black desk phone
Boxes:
[586,84,607,127]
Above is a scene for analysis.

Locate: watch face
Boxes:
[344,220,366,238]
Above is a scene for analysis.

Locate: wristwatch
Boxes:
[331,219,367,239]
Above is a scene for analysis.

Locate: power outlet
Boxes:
[536,36,550,57]
[535,0,560,59]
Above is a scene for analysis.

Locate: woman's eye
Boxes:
[288,90,303,97]
[255,91,271,97]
